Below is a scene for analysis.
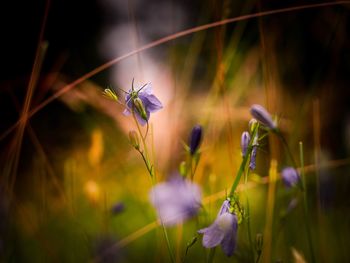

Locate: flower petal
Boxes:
[139,94,163,113]
[217,200,230,217]
[139,83,152,94]
[198,222,225,248]
[250,104,276,129]
[220,214,238,257]
[150,177,201,226]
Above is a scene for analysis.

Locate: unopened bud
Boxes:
[249,118,258,134]
[103,88,118,101]
[189,125,203,155]
[249,131,259,170]
[281,167,300,188]
[129,130,140,150]
[250,104,276,129]
[240,131,250,157]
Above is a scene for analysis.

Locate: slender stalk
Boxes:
[229,126,258,197]
[132,111,154,178]
[131,112,175,263]
[151,174,176,263]
[207,247,216,263]
[189,155,194,180]
[299,142,316,263]
[246,198,254,263]
[244,166,254,262]
[161,220,176,263]
[137,149,153,177]
[132,112,149,159]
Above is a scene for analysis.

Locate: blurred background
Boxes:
[1,0,350,262]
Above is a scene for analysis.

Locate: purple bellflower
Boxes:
[123,83,163,126]
[198,200,238,257]
[189,125,203,155]
[250,104,276,129]
[149,176,202,226]
[240,131,250,157]
[281,167,300,188]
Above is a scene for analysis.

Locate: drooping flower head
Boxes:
[123,82,163,126]
[198,200,238,257]
[281,167,300,188]
[250,104,277,130]
[149,175,202,226]
[189,125,203,155]
[240,131,250,157]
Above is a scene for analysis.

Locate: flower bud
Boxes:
[133,97,148,121]
[248,118,258,133]
[250,104,276,129]
[128,130,140,150]
[240,131,250,157]
[103,88,118,101]
[281,167,300,188]
[189,125,203,155]
[249,131,259,170]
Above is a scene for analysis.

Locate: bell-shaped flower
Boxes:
[250,104,276,129]
[198,200,238,257]
[123,83,163,125]
[281,167,300,188]
[149,176,202,226]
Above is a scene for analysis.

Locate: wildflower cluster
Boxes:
[103,81,311,261]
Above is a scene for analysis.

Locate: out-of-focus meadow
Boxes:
[1,0,350,262]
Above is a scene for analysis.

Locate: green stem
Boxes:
[246,198,254,263]
[189,155,194,180]
[137,149,153,177]
[149,169,175,263]
[131,111,175,263]
[161,221,176,263]
[229,126,258,197]
[299,142,316,263]
[132,112,148,157]
[132,111,153,179]
[244,164,254,263]
[207,247,216,263]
